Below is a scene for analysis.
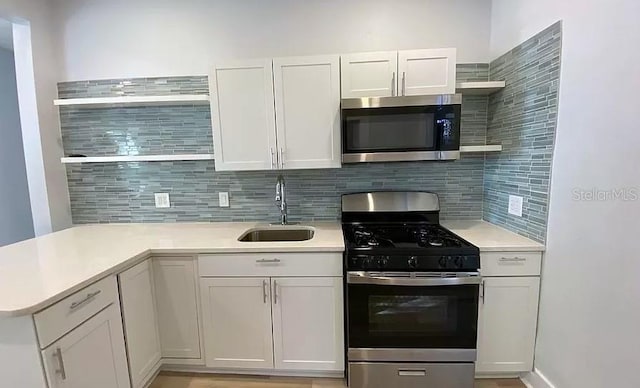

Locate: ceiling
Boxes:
[0,19,13,51]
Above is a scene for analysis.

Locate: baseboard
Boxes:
[161,364,344,379]
[521,368,555,388]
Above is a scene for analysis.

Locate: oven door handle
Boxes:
[347,272,481,286]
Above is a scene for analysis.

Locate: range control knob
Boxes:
[454,256,464,268]
[361,256,374,269]
[408,256,418,269]
[376,256,389,269]
[438,256,448,268]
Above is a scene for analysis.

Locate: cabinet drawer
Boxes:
[198,253,342,277]
[481,252,542,277]
[34,276,119,349]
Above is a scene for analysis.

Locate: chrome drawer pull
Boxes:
[273,280,278,305]
[262,280,268,304]
[499,257,527,262]
[256,258,281,264]
[69,290,101,311]
[398,369,426,377]
[54,347,67,380]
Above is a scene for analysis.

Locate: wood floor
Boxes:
[150,373,525,388]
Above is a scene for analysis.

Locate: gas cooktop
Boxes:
[341,192,480,272]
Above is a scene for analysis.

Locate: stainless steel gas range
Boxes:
[342,192,481,388]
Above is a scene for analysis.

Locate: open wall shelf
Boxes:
[456,81,506,95]
[460,145,503,153]
[61,154,214,164]
[54,95,210,108]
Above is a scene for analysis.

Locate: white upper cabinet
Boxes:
[153,257,202,361]
[476,277,541,374]
[341,51,398,98]
[341,48,456,98]
[200,277,275,369]
[272,55,341,170]
[271,277,344,371]
[210,60,278,171]
[398,48,457,95]
[211,55,341,171]
[42,304,131,388]
[118,260,162,388]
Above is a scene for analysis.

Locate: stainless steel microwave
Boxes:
[341,94,462,163]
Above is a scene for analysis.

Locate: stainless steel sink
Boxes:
[238,227,315,242]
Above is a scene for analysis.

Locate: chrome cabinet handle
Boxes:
[54,347,67,380]
[499,257,527,263]
[69,290,101,311]
[256,258,281,264]
[262,280,268,304]
[273,280,278,305]
[279,148,285,168]
[270,148,275,169]
[391,72,396,96]
[402,72,406,95]
[480,280,485,304]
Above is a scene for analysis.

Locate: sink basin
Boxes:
[238,227,315,242]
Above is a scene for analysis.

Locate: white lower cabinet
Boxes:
[200,277,275,369]
[41,304,131,388]
[271,277,344,371]
[119,260,162,388]
[153,257,202,361]
[476,277,541,374]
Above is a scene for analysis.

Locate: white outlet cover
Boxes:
[508,195,523,217]
[155,193,171,208]
[219,192,230,207]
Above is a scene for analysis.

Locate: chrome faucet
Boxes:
[275,174,288,225]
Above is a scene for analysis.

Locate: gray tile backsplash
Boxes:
[482,22,562,243]
[66,157,484,224]
[59,52,559,243]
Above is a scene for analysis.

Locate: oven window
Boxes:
[343,107,436,153]
[348,284,478,349]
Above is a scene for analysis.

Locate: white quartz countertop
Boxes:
[0,220,544,317]
[442,220,545,252]
[0,222,344,317]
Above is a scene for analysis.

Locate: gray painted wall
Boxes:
[0,47,34,246]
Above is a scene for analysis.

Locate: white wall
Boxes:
[0,46,34,246]
[52,0,492,81]
[0,0,71,234]
[491,1,640,388]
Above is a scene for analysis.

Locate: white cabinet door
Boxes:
[476,277,540,374]
[398,48,457,95]
[211,60,278,171]
[153,257,201,360]
[200,277,274,369]
[119,260,161,388]
[42,304,130,388]
[273,55,341,170]
[341,51,398,98]
[271,277,344,371]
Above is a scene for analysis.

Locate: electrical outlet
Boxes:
[219,192,230,207]
[155,193,171,208]
[508,195,523,217]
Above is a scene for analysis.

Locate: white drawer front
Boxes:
[198,253,342,277]
[481,251,542,277]
[34,276,119,349]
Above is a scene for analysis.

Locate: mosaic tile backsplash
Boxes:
[483,22,562,243]
[60,69,491,224]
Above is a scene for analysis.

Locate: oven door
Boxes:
[347,272,480,362]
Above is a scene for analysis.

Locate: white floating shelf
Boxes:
[54,95,210,108]
[460,145,503,153]
[61,154,214,164]
[456,81,506,95]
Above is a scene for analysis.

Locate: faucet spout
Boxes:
[275,175,288,225]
